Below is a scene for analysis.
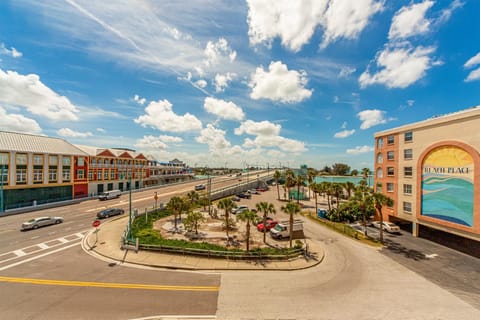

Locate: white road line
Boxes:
[0,242,80,271]
[75,232,85,238]
[13,250,26,257]
[38,243,49,249]
[30,236,40,240]
[58,238,68,244]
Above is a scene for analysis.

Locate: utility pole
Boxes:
[0,164,5,213]
[128,171,132,240]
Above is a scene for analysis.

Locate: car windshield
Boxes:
[26,219,36,223]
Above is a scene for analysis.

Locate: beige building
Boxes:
[374,106,480,250]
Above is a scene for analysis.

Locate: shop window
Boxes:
[16,168,27,184]
[33,169,43,183]
[49,168,57,182]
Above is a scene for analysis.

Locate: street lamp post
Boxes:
[154,191,158,212]
[128,172,132,241]
[0,164,5,213]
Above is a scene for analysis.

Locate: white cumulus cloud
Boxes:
[246,0,383,51]
[57,128,93,138]
[195,79,207,88]
[346,145,374,155]
[388,1,434,40]
[134,135,168,151]
[214,72,236,92]
[196,124,231,150]
[0,68,79,120]
[249,61,312,103]
[0,106,42,134]
[204,38,236,68]
[359,44,437,89]
[204,97,245,121]
[234,120,281,136]
[134,99,202,133]
[320,0,384,49]
[133,94,146,105]
[334,129,355,138]
[357,109,390,130]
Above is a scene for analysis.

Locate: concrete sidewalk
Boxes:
[82,216,324,271]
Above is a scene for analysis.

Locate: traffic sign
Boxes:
[92,220,101,228]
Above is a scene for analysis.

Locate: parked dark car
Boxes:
[97,208,125,219]
[236,193,251,199]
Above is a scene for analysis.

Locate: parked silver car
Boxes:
[21,216,64,231]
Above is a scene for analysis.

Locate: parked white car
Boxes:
[371,221,401,233]
[21,216,64,231]
[232,205,249,214]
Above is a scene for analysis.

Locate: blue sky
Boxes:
[0,1,479,170]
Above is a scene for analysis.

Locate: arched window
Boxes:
[376,153,383,164]
[376,168,383,178]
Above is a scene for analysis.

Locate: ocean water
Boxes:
[422,176,473,227]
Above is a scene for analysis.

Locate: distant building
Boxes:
[0,131,192,212]
[374,106,480,254]
[0,131,89,211]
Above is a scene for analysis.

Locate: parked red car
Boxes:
[257,220,278,232]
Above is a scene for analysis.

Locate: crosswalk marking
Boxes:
[13,249,26,257]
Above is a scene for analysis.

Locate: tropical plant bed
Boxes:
[130,209,303,258]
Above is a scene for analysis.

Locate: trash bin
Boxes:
[317,209,327,218]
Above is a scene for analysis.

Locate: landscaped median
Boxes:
[123,209,306,260]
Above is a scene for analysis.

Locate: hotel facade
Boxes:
[0,131,193,212]
[374,107,480,251]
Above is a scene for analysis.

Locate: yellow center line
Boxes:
[0,276,219,292]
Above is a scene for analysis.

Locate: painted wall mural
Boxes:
[422,146,474,227]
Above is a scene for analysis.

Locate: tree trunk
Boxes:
[246,222,250,252]
[378,206,384,243]
[263,215,267,243]
[289,213,293,248]
[314,192,318,217]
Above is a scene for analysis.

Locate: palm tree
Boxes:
[320,181,333,211]
[166,196,184,230]
[187,190,199,207]
[285,169,295,201]
[281,202,301,248]
[306,168,317,199]
[310,182,320,215]
[361,167,371,184]
[237,209,258,251]
[217,197,237,239]
[331,182,344,211]
[273,170,281,200]
[344,181,356,199]
[294,174,305,204]
[352,181,372,236]
[183,210,205,235]
[370,192,394,243]
[255,201,276,243]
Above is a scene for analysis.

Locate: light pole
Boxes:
[0,164,5,213]
[128,171,132,240]
[154,191,158,212]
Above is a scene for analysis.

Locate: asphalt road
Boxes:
[0,244,220,320]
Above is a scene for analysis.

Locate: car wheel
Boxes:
[33,225,38,229]
[55,220,61,224]
[105,214,109,218]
